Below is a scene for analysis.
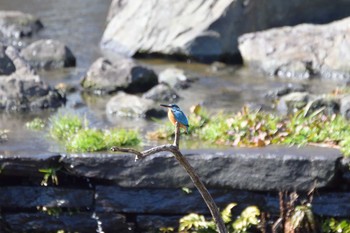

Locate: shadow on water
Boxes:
[0,0,347,154]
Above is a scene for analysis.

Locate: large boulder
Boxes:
[0,46,65,112]
[0,73,66,112]
[101,0,350,61]
[20,39,76,70]
[0,11,43,39]
[239,17,350,79]
[106,92,166,118]
[5,45,35,75]
[81,57,158,94]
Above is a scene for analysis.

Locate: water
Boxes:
[0,0,345,154]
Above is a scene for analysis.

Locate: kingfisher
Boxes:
[160,104,189,133]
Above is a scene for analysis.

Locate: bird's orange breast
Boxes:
[168,109,187,130]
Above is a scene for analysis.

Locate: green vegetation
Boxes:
[0,129,9,142]
[150,105,350,156]
[171,191,350,233]
[323,218,350,233]
[39,166,61,186]
[178,203,260,233]
[27,114,141,152]
[51,114,141,152]
[49,114,84,141]
[25,117,46,130]
[66,129,106,152]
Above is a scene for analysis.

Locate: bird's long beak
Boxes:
[160,104,171,108]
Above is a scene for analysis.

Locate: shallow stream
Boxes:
[0,0,345,153]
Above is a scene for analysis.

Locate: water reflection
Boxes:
[0,0,346,153]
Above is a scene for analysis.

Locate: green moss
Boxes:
[323,218,350,233]
[104,129,141,148]
[150,105,350,156]
[49,114,84,141]
[66,129,105,152]
[48,114,141,152]
[26,117,46,130]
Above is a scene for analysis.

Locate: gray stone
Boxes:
[0,186,93,209]
[266,83,307,100]
[276,92,341,116]
[20,39,76,70]
[239,17,350,79]
[63,146,342,191]
[95,186,350,218]
[0,72,66,112]
[158,68,189,89]
[142,83,180,102]
[95,186,265,214]
[106,92,166,118]
[312,192,350,217]
[276,92,310,115]
[5,45,35,75]
[0,11,43,39]
[3,212,133,233]
[0,45,15,75]
[264,192,350,218]
[0,152,61,177]
[81,57,158,94]
[102,0,350,61]
[340,94,350,120]
[306,97,340,116]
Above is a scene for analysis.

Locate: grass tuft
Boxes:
[47,114,141,152]
[66,129,105,152]
[149,105,350,156]
[26,118,46,130]
[49,114,84,141]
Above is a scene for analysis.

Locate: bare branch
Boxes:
[110,123,228,233]
[174,122,180,147]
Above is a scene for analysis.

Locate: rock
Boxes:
[5,45,35,75]
[0,186,93,209]
[312,193,350,217]
[276,91,341,116]
[306,96,340,116]
[0,47,66,112]
[20,39,76,70]
[276,92,310,115]
[0,152,61,177]
[81,57,158,94]
[239,17,350,79]
[62,146,342,191]
[266,83,307,100]
[95,186,266,214]
[0,45,15,75]
[142,83,180,102]
[0,11,43,39]
[106,92,166,118]
[101,0,350,61]
[0,72,66,112]
[158,68,190,89]
[3,212,133,233]
[340,95,350,120]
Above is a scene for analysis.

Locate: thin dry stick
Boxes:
[111,123,228,233]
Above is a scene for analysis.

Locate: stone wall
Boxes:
[0,146,349,232]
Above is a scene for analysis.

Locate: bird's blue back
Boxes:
[171,106,189,127]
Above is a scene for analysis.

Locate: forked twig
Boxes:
[111,122,228,233]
